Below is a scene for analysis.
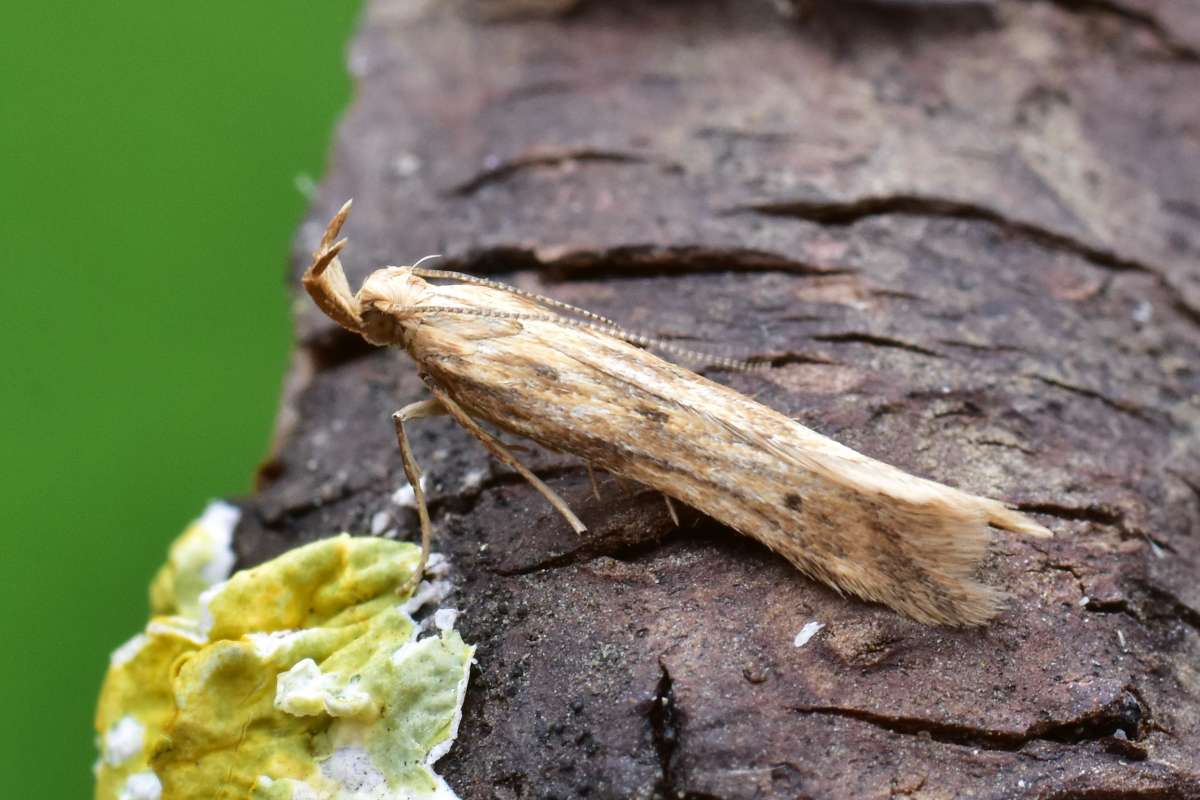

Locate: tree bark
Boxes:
[241,1,1200,797]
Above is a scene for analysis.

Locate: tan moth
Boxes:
[303,201,1051,626]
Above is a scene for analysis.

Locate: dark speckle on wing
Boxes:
[635,406,670,424]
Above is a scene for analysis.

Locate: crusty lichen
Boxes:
[147,499,239,619]
[95,504,474,800]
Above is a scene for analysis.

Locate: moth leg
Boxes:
[392,397,446,595]
[663,494,680,527]
[425,382,588,535]
[499,439,535,456]
[585,464,602,501]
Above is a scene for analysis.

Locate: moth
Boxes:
[303,201,1051,626]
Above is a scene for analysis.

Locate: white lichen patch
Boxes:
[193,580,227,641]
[247,629,305,660]
[255,776,325,800]
[459,467,487,492]
[104,716,145,766]
[109,634,149,668]
[195,500,240,582]
[320,747,387,793]
[433,609,459,632]
[274,658,373,718]
[424,553,450,579]
[422,637,473,767]
[793,621,825,648]
[117,771,161,800]
[370,510,392,535]
[148,500,240,619]
[391,475,428,508]
[144,616,207,646]
[402,580,453,616]
[96,516,475,800]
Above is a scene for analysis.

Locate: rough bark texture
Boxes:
[242,1,1200,797]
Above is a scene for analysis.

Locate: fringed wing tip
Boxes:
[988,505,1054,539]
[895,573,1007,628]
[860,574,1005,628]
[948,584,1008,628]
[874,498,1021,626]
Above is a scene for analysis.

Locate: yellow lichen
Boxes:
[95,513,473,800]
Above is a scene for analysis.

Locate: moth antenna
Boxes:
[391,304,768,371]
[411,267,630,332]
[409,269,768,370]
[412,254,443,269]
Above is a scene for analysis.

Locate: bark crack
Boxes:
[760,351,840,368]
[1033,0,1200,62]
[1038,560,1137,614]
[790,689,1145,752]
[451,243,848,281]
[734,194,1146,274]
[1139,583,1200,635]
[811,332,944,359]
[1019,503,1183,560]
[254,460,580,532]
[1028,374,1158,423]
[432,464,583,518]
[733,194,1200,324]
[649,663,681,799]
[491,526,679,577]
[447,148,677,196]
[1015,501,1126,528]
[975,438,1038,456]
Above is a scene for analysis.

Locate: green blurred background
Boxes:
[0,2,362,795]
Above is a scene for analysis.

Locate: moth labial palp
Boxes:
[302,199,1052,627]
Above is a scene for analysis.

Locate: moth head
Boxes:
[302,202,433,348]
[357,266,432,346]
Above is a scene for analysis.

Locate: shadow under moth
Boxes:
[303,201,1051,626]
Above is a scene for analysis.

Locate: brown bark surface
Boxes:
[241,2,1200,797]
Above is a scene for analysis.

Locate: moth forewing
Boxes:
[416,313,1023,626]
[303,204,1052,627]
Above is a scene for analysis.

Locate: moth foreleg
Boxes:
[663,494,680,527]
[585,464,602,501]
[392,398,445,595]
[424,382,588,536]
